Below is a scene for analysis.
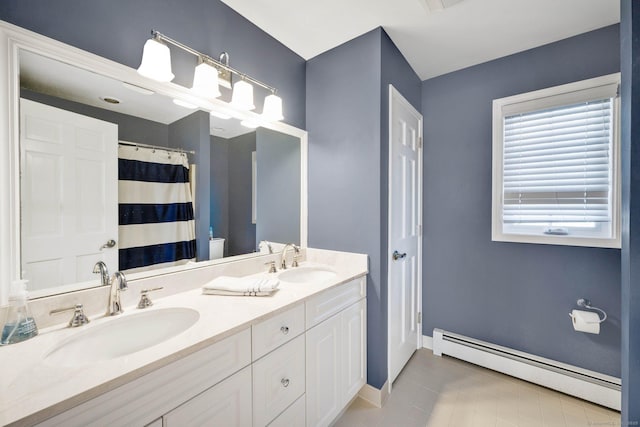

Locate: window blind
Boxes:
[502,98,613,224]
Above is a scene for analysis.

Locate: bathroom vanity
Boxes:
[0,249,367,427]
[0,20,367,427]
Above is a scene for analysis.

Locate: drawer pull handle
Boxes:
[281,378,290,387]
[280,326,289,335]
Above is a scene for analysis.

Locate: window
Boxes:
[492,74,621,248]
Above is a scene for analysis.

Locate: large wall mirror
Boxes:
[0,21,307,303]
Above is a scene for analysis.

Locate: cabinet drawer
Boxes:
[306,276,365,328]
[253,335,306,426]
[164,366,252,427]
[252,303,305,360]
[268,395,305,427]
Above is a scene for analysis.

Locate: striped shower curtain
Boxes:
[118,145,196,272]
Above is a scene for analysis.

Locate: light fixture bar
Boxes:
[151,30,278,95]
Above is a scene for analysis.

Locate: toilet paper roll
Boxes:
[570,309,601,334]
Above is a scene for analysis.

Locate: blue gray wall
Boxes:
[168,111,210,261]
[620,0,640,422]
[307,27,420,389]
[422,25,621,377]
[227,132,257,256]
[0,0,306,129]
[210,129,301,258]
[256,128,301,246]
[210,135,230,255]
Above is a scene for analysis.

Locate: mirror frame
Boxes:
[0,20,308,304]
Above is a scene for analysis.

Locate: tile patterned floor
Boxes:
[335,349,620,427]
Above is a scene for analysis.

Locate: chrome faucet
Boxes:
[259,240,274,254]
[107,271,128,316]
[279,243,300,270]
[93,261,110,287]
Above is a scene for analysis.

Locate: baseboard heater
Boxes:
[432,328,621,411]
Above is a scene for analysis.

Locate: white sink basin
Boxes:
[279,266,337,284]
[44,307,199,367]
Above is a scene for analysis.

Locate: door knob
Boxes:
[100,239,117,250]
[392,250,407,261]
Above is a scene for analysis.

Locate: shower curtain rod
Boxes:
[118,140,196,155]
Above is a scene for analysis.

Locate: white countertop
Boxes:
[0,249,367,426]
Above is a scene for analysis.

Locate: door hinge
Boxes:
[418,137,423,149]
[417,312,422,324]
[416,224,422,236]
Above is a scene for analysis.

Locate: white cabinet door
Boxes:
[305,312,342,427]
[341,299,366,403]
[164,366,252,427]
[306,299,367,427]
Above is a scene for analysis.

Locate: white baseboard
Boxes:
[422,335,433,350]
[358,380,389,408]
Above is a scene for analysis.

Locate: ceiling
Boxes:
[220,0,620,80]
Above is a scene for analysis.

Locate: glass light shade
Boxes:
[262,94,284,121]
[137,39,175,82]
[231,80,255,110]
[192,62,221,98]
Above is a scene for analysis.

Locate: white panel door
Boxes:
[20,99,118,292]
[388,85,423,385]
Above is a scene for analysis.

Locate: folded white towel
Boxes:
[202,276,279,296]
[203,289,275,296]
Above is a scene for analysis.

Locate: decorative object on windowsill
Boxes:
[137,30,283,123]
[569,298,607,334]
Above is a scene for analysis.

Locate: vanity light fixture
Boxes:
[262,93,284,121]
[192,59,221,99]
[231,79,255,111]
[137,35,174,82]
[138,30,284,121]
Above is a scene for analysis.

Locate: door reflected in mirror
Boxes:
[17,49,302,297]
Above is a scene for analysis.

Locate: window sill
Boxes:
[491,231,621,249]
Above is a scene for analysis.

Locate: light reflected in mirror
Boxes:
[18,50,301,298]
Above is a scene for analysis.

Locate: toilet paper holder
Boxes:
[569,298,607,324]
